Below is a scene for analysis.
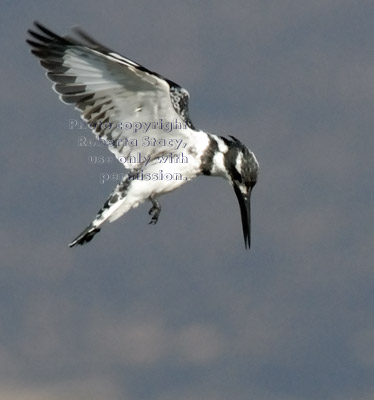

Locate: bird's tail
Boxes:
[69,224,101,247]
[68,174,133,247]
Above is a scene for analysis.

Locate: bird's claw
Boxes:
[148,198,161,224]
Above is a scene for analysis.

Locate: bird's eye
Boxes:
[231,164,243,182]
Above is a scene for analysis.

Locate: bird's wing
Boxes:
[27,22,195,169]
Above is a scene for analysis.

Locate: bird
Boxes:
[26,22,259,249]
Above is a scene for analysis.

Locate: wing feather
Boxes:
[27,22,195,169]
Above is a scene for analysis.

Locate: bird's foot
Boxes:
[148,197,161,224]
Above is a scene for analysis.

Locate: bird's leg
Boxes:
[148,196,161,224]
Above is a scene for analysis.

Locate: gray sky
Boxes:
[1,0,374,399]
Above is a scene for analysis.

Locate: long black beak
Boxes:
[233,184,252,249]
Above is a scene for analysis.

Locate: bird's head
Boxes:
[225,136,259,249]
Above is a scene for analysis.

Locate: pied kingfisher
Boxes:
[27,22,259,249]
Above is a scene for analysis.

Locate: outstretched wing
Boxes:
[26,22,195,169]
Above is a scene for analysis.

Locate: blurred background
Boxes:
[1,1,373,399]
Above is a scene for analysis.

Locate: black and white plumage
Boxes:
[27,22,259,249]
